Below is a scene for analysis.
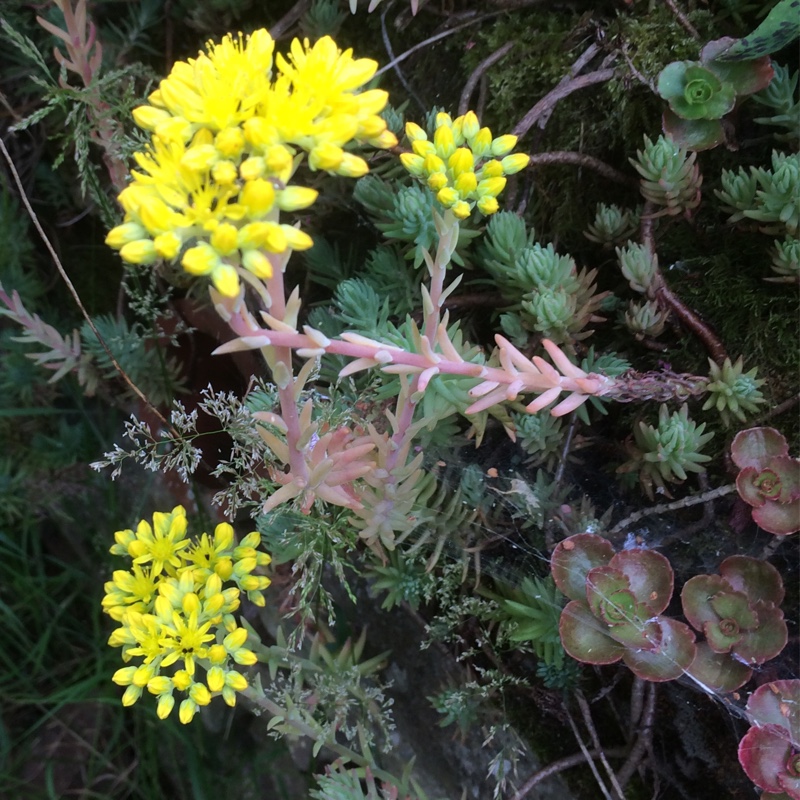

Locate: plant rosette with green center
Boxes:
[657,38,774,150]
[103,506,271,723]
[738,680,800,799]
[731,427,800,536]
[550,534,696,682]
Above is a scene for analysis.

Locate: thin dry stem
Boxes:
[526,151,635,187]
[458,41,515,116]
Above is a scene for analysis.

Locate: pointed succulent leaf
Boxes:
[559,600,625,665]
[731,427,790,470]
[610,548,674,614]
[720,555,785,607]
[734,602,788,665]
[681,574,729,631]
[621,617,696,682]
[551,533,614,601]
[685,641,752,693]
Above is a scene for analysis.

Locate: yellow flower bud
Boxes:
[423,153,445,174]
[156,694,175,719]
[435,112,453,128]
[437,187,458,208]
[239,157,266,181]
[448,148,474,178]
[212,160,238,185]
[434,124,456,159]
[280,224,313,251]
[224,628,248,650]
[181,591,201,615]
[133,664,156,687]
[491,134,518,157]
[479,159,504,178]
[132,105,172,131]
[460,111,480,142]
[232,648,257,666]
[276,186,318,211]
[181,144,218,172]
[182,244,219,276]
[405,121,427,142]
[206,666,225,692]
[452,200,471,219]
[454,171,477,197]
[138,197,175,234]
[370,129,398,149]
[477,195,499,215]
[154,231,182,260]
[243,117,279,148]
[477,176,507,198]
[337,153,369,178]
[226,671,248,691]
[122,685,142,707]
[147,676,173,695]
[241,178,276,217]
[119,240,157,265]
[471,128,492,159]
[147,89,165,108]
[401,152,425,176]
[215,126,245,158]
[210,223,239,255]
[358,114,387,139]
[211,263,240,297]
[208,644,227,665]
[105,222,146,249]
[112,666,137,686]
[501,153,530,175]
[154,116,193,143]
[190,683,212,706]
[190,128,214,147]
[427,172,448,192]
[242,249,274,278]
[173,670,192,691]
[411,139,435,157]
[309,143,344,171]
[264,144,294,178]
[179,698,197,724]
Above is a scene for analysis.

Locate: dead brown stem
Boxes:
[618,682,657,789]
[664,0,700,40]
[458,41,515,116]
[512,68,617,140]
[526,151,635,187]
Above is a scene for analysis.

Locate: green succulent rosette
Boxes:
[658,62,736,121]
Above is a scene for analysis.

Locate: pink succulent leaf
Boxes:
[700,41,775,97]
[710,589,759,628]
[721,555,786,607]
[662,109,725,151]
[551,391,591,416]
[611,548,674,614]
[768,457,800,502]
[559,599,625,665]
[621,617,696,682]
[550,534,615,601]
[585,567,634,622]
[746,680,800,740]
[607,615,661,651]
[731,428,790,471]
[734,602,788,665]
[738,725,800,798]
[738,466,770,508]
[681,574,730,631]
[685,641,752,693]
[752,498,800,536]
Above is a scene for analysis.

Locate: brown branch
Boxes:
[526,151,636,187]
[618,682,657,789]
[639,202,728,364]
[664,0,700,40]
[750,391,800,427]
[576,691,626,799]
[512,68,617,140]
[511,748,628,800]
[269,0,312,39]
[458,41,515,116]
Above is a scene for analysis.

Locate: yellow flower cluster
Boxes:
[400,111,530,219]
[102,506,272,723]
[106,31,396,297]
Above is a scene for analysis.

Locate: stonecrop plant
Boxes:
[3,2,799,798]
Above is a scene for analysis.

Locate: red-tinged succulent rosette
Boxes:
[731,428,800,536]
[552,534,696,682]
[738,680,800,799]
